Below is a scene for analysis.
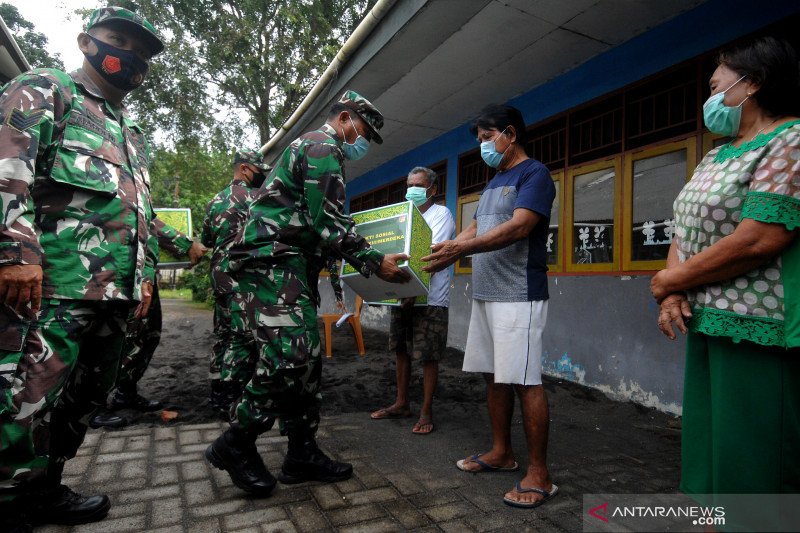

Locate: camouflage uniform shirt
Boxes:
[229,124,383,275]
[0,68,157,301]
[201,178,253,295]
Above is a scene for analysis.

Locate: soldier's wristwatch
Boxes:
[360,256,382,278]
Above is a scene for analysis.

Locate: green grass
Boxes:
[159,288,193,300]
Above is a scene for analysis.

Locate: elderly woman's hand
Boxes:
[650,268,679,303]
[657,293,692,340]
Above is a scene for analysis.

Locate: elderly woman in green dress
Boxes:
[651,36,799,500]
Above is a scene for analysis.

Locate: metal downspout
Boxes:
[258,0,398,156]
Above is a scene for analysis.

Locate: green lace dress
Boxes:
[673,120,800,496]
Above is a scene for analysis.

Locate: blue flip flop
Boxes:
[503,482,559,509]
[456,453,520,473]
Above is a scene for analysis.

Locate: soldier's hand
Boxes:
[135,280,154,319]
[376,254,411,283]
[188,242,208,267]
[0,264,43,314]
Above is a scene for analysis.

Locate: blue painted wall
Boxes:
[348,0,800,214]
[339,0,800,414]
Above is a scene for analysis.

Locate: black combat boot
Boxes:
[0,502,32,533]
[108,385,162,412]
[279,430,352,484]
[205,427,276,496]
[27,484,111,526]
[88,410,128,429]
[26,463,110,526]
[209,379,225,410]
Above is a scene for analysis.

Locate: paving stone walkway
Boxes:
[38,390,681,533]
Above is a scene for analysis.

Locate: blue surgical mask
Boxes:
[405,185,430,207]
[84,35,149,91]
[341,116,370,160]
[480,128,509,168]
[702,75,748,136]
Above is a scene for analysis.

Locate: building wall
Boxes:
[334,0,800,415]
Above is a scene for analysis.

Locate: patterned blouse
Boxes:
[673,119,800,348]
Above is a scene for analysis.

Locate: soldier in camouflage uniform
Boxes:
[201,151,267,415]
[90,218,206,429]
[0,7,163,528]
[206,91,410,496]
[202,154,347,418]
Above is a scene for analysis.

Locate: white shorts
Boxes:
[462,300,548,385]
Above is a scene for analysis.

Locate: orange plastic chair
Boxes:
[321,296,365,358]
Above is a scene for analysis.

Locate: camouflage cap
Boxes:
[85,6,164,56]
[338,90,384,144]
[232,150,270,171]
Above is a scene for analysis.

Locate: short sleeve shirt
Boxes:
[673,120,800,348]
[423,203,455,307]
[472,159,556,302]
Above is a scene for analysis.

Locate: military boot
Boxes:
[27,485,111,526]
[205,428,276,496]
[109,385,162,412]
[279,430,352,484]
[88,410,128,429]
[209,379,228,414]
[0,502,32,533]
[25,463,110,526]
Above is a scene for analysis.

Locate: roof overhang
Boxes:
[264,0,706,180]
[0,15,30,83]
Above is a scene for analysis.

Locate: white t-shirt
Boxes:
[422,203,455,307]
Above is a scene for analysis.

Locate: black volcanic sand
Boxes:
[125,298,681,455]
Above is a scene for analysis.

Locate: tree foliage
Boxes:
[0,3,64,69]
[74,1,377,260]
[120,0,376,148]
[149,142,233,235]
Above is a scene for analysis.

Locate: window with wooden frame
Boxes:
[455,193,480,274]
[566,158,621,272]
[568,95,623,166]
[428,160,448,204]
[546,171,563,269]
[625,65,698,150]
[349,177,404,213]
[622,139,696,270]
[458,150,494,196]
[527,117,566,171]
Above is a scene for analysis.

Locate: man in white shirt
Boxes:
[370,167,455,434]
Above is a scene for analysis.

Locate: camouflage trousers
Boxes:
[229,264,321,436]
[116,285,162,392]
[211,293,257,387]
[0,299,131,501]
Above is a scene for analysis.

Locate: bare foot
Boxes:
[370,403,411,419]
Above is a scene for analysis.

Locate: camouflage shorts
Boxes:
[389,305,449,361]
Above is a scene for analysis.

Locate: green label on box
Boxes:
[154,208,192,265]
[341,201,432,303]
[343,204,411,275]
